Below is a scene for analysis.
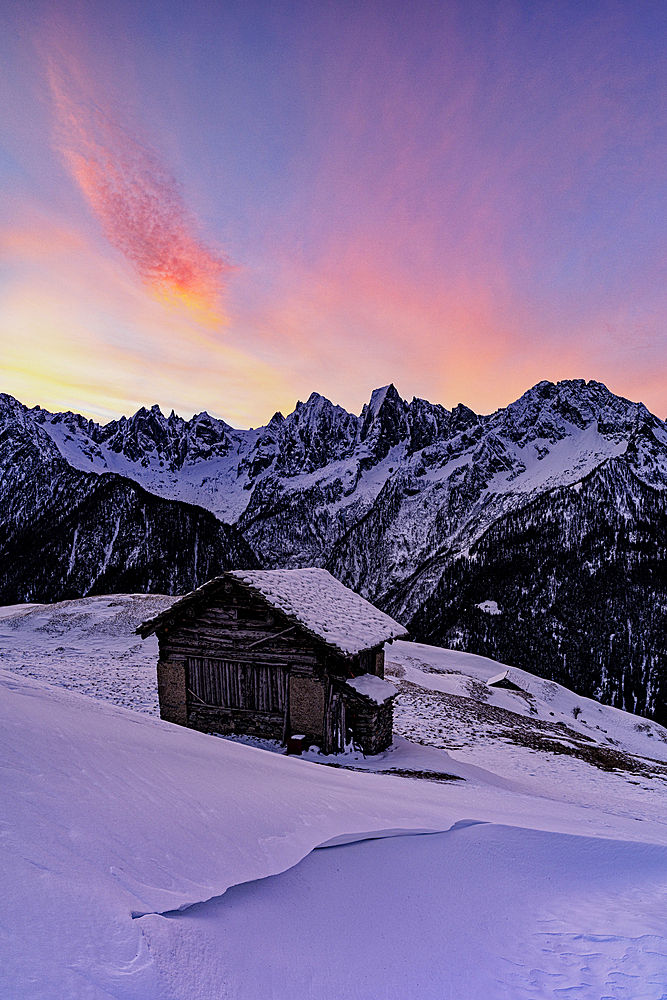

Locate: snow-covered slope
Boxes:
[2,595,666,813]
[2,596,667,998]
[0,396,257,605]
[0,595,175,714]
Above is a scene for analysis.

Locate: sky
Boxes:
[2,0,667,426]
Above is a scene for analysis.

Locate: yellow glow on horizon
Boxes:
[0,213,288,426]
[3,204,667,429]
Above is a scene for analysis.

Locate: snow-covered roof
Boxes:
[228,568,407,656]
[137,568,408,656]
[346,674,398,704]
[486,669,524,691]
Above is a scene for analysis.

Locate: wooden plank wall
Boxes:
[158,586,325,675]
[189,657,288,714]
[323,682,346,753]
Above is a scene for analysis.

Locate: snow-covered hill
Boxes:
[3,378,667,722]
[2,595,667,998]
[2,594,666,813]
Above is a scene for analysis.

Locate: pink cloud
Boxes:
[48,60,232,323]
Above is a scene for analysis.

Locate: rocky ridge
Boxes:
[0,394,257,603]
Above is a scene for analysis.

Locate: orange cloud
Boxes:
[47,60,232,324]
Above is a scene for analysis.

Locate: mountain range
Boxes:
[2,378,666,723]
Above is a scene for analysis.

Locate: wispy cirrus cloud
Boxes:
[47,60,232,324]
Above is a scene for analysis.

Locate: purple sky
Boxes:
[2,0,667,424]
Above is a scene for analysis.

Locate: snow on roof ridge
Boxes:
[228,568,407,656]
[486,669,526,692]
[487,669,511,686]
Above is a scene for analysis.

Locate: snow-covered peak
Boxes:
[5,380,667,606]
[272,393,361,476]
[0,394,68,470]
[359,383,410,459]
[368,385,392,418]
[494,378,652,446]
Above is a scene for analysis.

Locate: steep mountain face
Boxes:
[3,379,667,722]
[405,458,667,725]
[35,402,240,469]
[0,395,257,604]
[330,380,664,616]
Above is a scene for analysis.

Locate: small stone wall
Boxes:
[156,659,187,726]
[347,695,395,755]
[289,675,325,745]
[188,705,286,740]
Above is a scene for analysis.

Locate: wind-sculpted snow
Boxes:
[144,826,667,1000]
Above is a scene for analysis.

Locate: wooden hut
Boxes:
[136,568,408,754]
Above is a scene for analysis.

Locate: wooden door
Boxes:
[323,682,346,753]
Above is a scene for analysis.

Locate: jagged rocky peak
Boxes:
[0,395,67,474]
[242,383,485,477]
[494,379,654,446]
[83,404,236,469]
[95,404,172,463]
[240,412,283,480]
[31,403,97,440]
[0,392,33,431]
[181,411,237,460]
[359,384,410,459]
[358,386,480,460]
[275,393,360,476]
[406,397,456,454]
[239,393,362,479]
[450,402,478,430]
[0,394,75,440]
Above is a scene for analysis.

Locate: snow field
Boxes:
[0,595,175,715]
[387,640,667,761]
[2,596,667,998]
